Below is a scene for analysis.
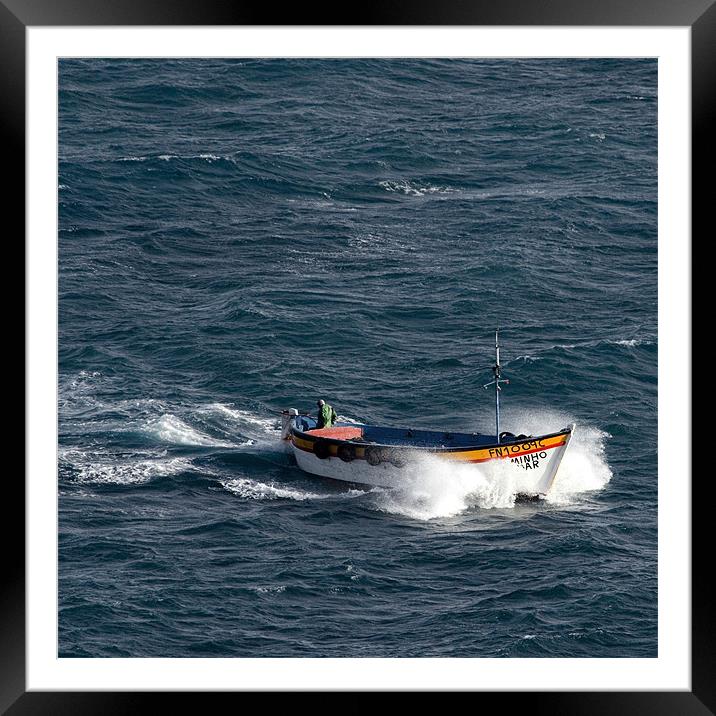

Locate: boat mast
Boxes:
[483,328,509,443]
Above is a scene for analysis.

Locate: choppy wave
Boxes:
[198,403,279,437]
[60,448,193,485]
[220,477,324,501]
[379,179,458,196]
[118,153,235,163]
[249,585,286,594]
[506,337,655,365]
[219,476,363,502]
[143,414,237,448]
[610,338,653,347]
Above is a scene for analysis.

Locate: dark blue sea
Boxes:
[58,58,657,659]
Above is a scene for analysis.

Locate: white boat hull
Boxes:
[289,426,574,497]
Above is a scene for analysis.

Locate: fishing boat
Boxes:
[280,331,575,498]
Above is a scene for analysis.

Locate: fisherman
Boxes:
[315,399,338,429]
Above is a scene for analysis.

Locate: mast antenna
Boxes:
[483,327,510,442]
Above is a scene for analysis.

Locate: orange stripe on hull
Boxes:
[459,441,566,463]
[437,435,568,463]
[292,433,568,462]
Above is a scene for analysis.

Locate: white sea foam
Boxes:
[220,477,325,501]
[125,152,233,163]
[72,370,102,383]
[370,411,611,520]
[611,338,653,348]
[59,488,97,498]
[220,476,364,502]
[492,409,612,505]
[517,336,654,359]
[336,415,362,425]
[145,414,236,447]
[544,426,613,506]
[512,354,543,363]
[190,153,235,163]
[202,403,278,434]
[371,455,518,520]
[379,179,457,196]
[64,454,193,485]
[250,585,286,594]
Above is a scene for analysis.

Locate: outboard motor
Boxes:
[281,408,299,440]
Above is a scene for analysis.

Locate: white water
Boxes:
[379,179,458,196]
[145,414,237,448]
[220,477,363,502]
[502,410,613,505]
[370,412,612,520]
[544,424,613,506]
[371,455,518,520]
[60,449,194,485]
[200,403,279,437]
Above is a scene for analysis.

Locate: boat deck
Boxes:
[306,426,364,440]
[304,421,499,448]
[362,425,496,448]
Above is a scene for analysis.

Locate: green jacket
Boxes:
[318,403,338,429]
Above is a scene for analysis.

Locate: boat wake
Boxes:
[59,448,194,485]
[59,375,287,486]
[219,476,364,502]
[145,403,280,449]
[144,414,239,448]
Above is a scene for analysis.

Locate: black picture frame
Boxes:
[9,2,707,713]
